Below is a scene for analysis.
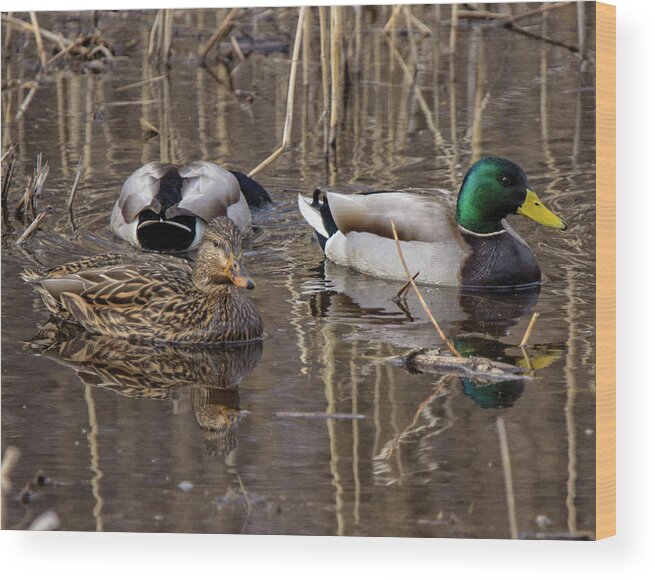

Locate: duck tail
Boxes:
[297,189,338,252]
[230,171,273,208]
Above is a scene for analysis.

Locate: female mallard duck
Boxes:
[110,161,272,253]
[22,217,263,344]
[298,157,566,289]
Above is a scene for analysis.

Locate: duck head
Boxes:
[192,218,255,291]
[455,157,567,235]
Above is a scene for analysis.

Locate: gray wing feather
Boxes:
[173,161,242,222]
[326,191,457,244]
[115,162,176,223]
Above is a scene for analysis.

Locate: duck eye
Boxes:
[500,175,512,186]
[212,239,220,248]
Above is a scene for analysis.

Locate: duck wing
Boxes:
[172,161,242,222]
[113,162,176,223]
[326,190,457,243]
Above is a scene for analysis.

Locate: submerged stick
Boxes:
[519,312,540,347]
[497,417,519,540]
[248,6,307,177]
[390,220,461,357]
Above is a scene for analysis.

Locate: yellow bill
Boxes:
[517,189,567,230]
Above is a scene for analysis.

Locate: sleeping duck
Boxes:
[298,157,566,289]
[110,161,272,252]
[22,217,263,344]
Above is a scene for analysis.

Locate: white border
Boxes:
[2,1,654,578]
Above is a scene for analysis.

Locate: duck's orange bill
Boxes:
[226,256,255,290]
[517,189,567,230]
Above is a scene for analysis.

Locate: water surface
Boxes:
[2,6,596,538]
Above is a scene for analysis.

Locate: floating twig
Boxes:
[248,6,307,177]
[497,417,519,540]
[116,75,166,93]
[519,312,541,347]
[397,348,530,382]
[16,209,49,244]
[274,411,365,420]
[390,220,461,357]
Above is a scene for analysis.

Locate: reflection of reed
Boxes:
[84,384,104,532]
[564,267,579,535]
[321,323,345,535]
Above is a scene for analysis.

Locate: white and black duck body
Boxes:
[298,189,542,289]
[111,161,271,253]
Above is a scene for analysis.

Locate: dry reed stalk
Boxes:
[302,6,312,87]
[248,6,307,177]
[2,14,71,50]
[162,9,173,63]
[116,75,166,92]
[67,154,84,215]
[198,7,240,62]
[390,220,461,357]
[15,81,39,120]
[318,6,330,158]
[328,6,342,149]
[29,12,48,70]
[449,4,458,55]
[147,10,162,59]
[47,36,85,66]
[382,5,403,35]
[230,35,245,62]
[494,1,573,26]
[497,417,519,539]
[1,446,21,530]
[388,43,441,141]
[16,154,48,216]
[505,23,579,53]
[519,312,541,347]
[16,209,48,244]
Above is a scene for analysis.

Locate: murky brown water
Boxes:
[2,5,596,538]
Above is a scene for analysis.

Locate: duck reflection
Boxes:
[26,321,263,456]
[304,261,562,408]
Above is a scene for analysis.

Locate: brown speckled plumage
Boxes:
[22,218,263,344]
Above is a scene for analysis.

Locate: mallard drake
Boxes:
[298,157,566,289]
[22,217,263,344]
[110,161,272,252]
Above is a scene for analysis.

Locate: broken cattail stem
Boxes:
[248,6,306,177]
[16,209,48,244]
[390,220,461,357]
[519,312,540,347]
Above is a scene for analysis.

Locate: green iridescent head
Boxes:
[455,157,566,234]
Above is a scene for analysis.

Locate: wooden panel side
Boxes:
[595,1,616,540]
